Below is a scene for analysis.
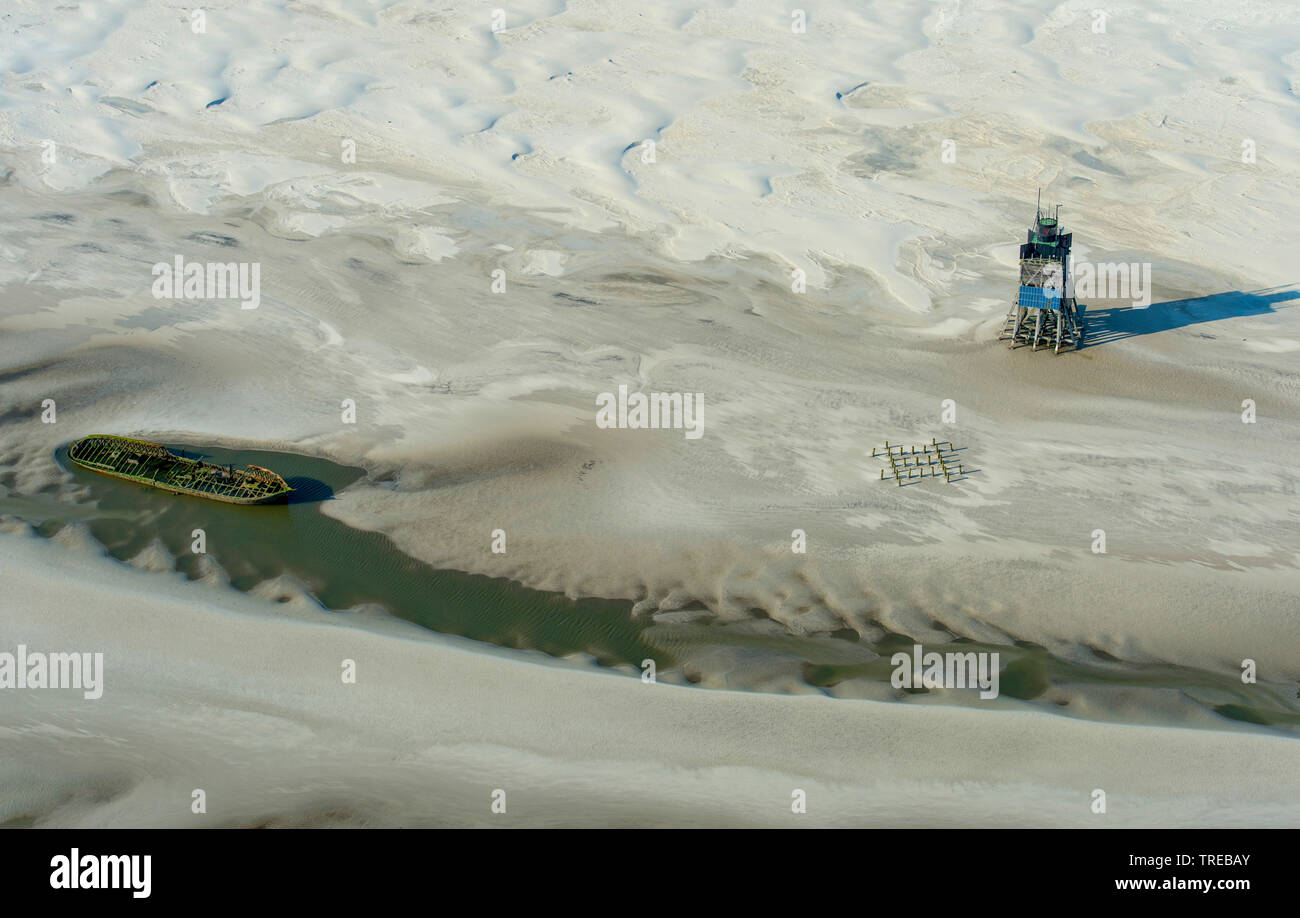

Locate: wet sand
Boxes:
[3,530,1298,828]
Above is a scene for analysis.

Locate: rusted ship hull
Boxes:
[68,435,293,505]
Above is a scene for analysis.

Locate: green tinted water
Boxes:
[52,442,664,668]
[12,442,1295,731]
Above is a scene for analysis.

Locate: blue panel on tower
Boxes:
[1018,285,1061,310]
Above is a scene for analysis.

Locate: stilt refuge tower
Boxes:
[999,191,1084,353]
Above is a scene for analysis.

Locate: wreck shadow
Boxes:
[284,477,335,504]
[1082,286,1299,347]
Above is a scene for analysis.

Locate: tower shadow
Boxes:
[1082,285,1299,347]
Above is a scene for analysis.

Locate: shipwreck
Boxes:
[68,435,292,505]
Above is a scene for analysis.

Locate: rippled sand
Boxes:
[1,0,1298,825]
